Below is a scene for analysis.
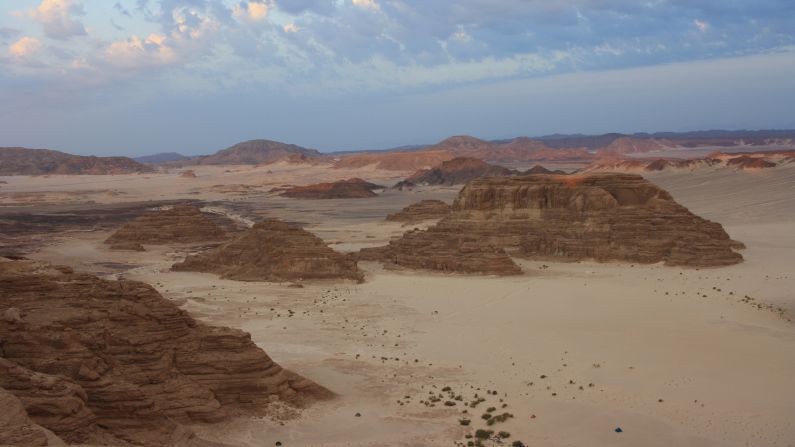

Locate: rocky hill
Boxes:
[197,139,322,165]
[584,150,794,172]
[359,173,744,272]
[0,258,331,446]
[404,157,513,186]
[280,178,384,199]
[173,219,364,282]
[0,147,153,175]
[133,152,188,164]
[385,200,451,224]
[104,205,229,248]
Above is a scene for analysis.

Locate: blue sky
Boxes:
[1,0,794,155]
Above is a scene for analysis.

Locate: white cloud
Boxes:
[352,0,380,11]
[233,1,271,22]
[105,33,177,68]
[8,36,42,58]
[30,0,87,40]
[283,23,300,33]
[694,19,710,33]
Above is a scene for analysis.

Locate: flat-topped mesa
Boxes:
[0,259,331,446]
[280,178,384,199]
[104,205,227,246]
[173,219,364,282]
[448,173,744,267]
[385,200,452,224]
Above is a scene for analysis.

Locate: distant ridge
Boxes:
[134,152,189,164]
[196,139,322,165]
[0,147,152,175]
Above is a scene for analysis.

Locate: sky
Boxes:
[1,1,795,156]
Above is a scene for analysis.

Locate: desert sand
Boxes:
[3,162,794,446]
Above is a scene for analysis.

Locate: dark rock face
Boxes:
[105,205,227,246]
[0,259,331,446]
[0,147,153,176]
[280,178,383,199]
[173,219,364,282]
[404,157,513,186]
[385,200,452,224]
[198,139,322,165]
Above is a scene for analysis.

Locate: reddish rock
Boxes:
[173,219,364,282]
[105,205,227,246]
[280,178,383,199]
[0,258,331,446]
[405,157,513,186]
[385,200,452,224]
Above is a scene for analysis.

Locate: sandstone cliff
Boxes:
[0,258,331,446]
[105,205,228,246]
[173,219,364,282]
[360,173,743,272]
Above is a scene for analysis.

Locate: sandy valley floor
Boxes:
[4,163,795,447]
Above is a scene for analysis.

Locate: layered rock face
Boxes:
[361,173,743,272]
[280,178,383,199]
[385,200,451,224]
[357,230,522,276]
[404,157,513,186]
[173,219,364,282]
[105,205,227,246]
[0,259,331,446]
[446,173,743,266]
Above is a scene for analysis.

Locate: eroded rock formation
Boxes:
[385,200,451,224]
[105,205,227,246]
[404,157,513,186]
[361,173,743,272]
[173,219,364,282]
[280,178,383,199]
[0,258,331,446]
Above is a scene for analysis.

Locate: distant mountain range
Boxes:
[0,147,152,176]
[4,130,795,175]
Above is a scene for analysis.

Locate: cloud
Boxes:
[233,1,271,22]
[30,0,87,40]
[694,19,710,33]
[283,23,300,33]
[351,0,379,12]
[104,33,176,68]
[8,36,42,58]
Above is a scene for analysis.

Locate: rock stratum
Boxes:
[0,147,153,176]
[385,200,451,224]
[173,219,364,282]
[584,150,795,173]
[0,258,331,446]
[279,178,383,199]
[105,205,228,246]
[360,173,743,273]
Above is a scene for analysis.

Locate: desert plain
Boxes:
[1,158,793,447]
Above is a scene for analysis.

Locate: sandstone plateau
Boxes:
[361,173,743,272]
[385,200,452,224]
[173,219,364,282]
[279,178,384,199]
[105,205,228,246]
[0,258,331,446]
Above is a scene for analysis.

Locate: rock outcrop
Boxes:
[361,173,743,272]
[404,157,513,186]
[280,178,383,199]
[105,205,227,246]
[0,258,331,446]
[385,200,451,224]
[0,147,153,176]
[179,170,197,178]
[173,219,364,282]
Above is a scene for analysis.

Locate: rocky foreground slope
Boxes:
[0,258,331,446]
[360,173,744,273]
[104,205,228,248]
[173,219,364,282]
